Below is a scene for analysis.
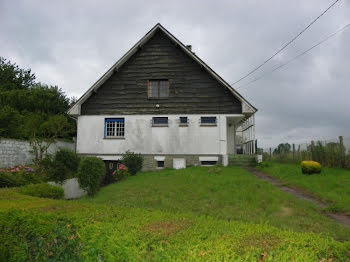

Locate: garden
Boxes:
[1,155,350,261]
[0,148,142,198]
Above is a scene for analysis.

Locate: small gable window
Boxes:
[152,117,168,127]
[148,80,169,98]
[200,116,217,126]
[105,118,125,138]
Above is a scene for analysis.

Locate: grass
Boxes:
[2,166,350,261]
[79,166,350,241]
[1,189,350,261]
[257,162,350,215]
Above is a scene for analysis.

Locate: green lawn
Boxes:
[257,162,350,215]
[1,188,350,261]
[1,166,350,261]
[79,166,350,241]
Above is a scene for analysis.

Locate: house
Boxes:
[68,23,257,172]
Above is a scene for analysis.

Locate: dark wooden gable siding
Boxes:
[81,30,242,115]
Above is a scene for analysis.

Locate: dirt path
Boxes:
[246,168,350,228]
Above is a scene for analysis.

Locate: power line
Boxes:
[236,23,350,90]
[231,0,341,86]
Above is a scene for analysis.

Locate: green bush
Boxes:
[77,157,105,196]
[0,166,43,188]
[345,153,350,169]
[54,148,80,174]
[121,151,143,175]
[43,149,80,183]
[257,161,271,168]
[17,183,64,199]
[112,164,130,182]
[0,172,26,188]
[301,161,322,175]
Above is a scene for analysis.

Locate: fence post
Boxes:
[269,147,272,160]
[292,144,295,161]
[339,136,345,168]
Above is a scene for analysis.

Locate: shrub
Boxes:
[54,148,80,174]
[0,210,82,261]
[257,161,271,168]
[112,164,130,182]
[345,153,350,170]
[17,183,64,199]
[121,151,143,175]
[43,149,80,183]
[0,165,42,188]
[0,172,25,188]
[77,157,105,196]
[301,161,322,175]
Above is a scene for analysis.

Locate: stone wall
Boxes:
[0,138,76,168]
[48,178,86,199]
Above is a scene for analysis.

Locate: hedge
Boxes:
[17,183,64,199]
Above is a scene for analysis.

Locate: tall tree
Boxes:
[0,56,76,140]
[0,57,35,91]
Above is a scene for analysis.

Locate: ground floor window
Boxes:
[200,116,217,126]
[105,118,125,137]
[152,117,168,126]
[179,116,188,126]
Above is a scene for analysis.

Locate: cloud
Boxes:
[1,0,349,148]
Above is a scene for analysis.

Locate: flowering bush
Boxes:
[121,151,143,175]
[0,165,42,188]
[0,165,35,174]
[112,164,130,182]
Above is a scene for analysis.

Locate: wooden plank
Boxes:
[81,30,242,115]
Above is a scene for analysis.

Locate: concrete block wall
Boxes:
[0,138,76,168]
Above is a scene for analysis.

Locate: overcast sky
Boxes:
[1,0,349,148]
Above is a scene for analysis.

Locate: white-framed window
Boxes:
[148,80,169,98]
[105,118,125,138]
[200,116,217,126]
[152,117,168,127]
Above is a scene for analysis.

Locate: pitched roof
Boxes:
[68,23,257,115]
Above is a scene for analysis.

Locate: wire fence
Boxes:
[261,136,350,169]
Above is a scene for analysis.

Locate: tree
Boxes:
[0,106,23,138]
[0,57,35,91]
[28,115,72,166]
[0,56,76,141]
[273,143,291,155]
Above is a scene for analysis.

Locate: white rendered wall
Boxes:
[76,114,240,156]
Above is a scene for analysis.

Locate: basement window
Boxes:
[157,161,165,168]
[201,161,217,166]
[105,118,125,138]
[152,117,168,127]
[200,116,217,126]
[148,80,169,98]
